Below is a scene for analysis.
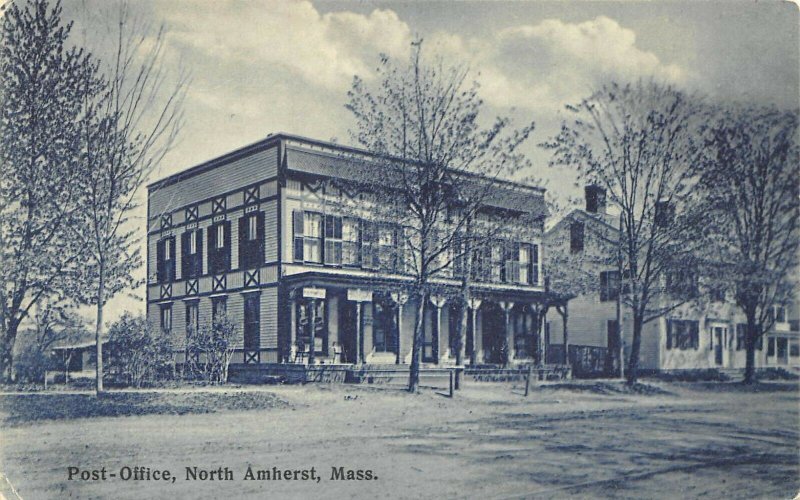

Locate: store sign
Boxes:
[347,289,372,302]
[303,288,327,299]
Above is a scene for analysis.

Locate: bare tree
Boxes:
[71,2,187,395]
[543,81,708,384]
[345,41,536,392]
[698,105,799,384]
[0,0,99,381]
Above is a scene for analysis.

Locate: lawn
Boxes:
[0,380,797,499]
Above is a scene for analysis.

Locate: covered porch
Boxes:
[281,272,563,368]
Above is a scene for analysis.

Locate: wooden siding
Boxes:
[261,287,279,349]
[148,147,278,217]
[264,199,278,262]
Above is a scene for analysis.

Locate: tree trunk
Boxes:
[625,312,643,385]
[454,300,466,390]
[559,305,569,367]
[743,312,758,384]
[408,290,426,393]
[95,261,105,395]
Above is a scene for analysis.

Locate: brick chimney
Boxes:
[585,185,607,214]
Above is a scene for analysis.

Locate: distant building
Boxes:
[544,186,799,374]
[146,133,553,369]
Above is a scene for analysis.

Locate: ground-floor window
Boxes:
[211,296,227,324]
[185,300,199,337]
[666,319,699,350]
[244,293,260,353]
[296,299,326,355]
[372,297,398,353]
[160,303,172,334]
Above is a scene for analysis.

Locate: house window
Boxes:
[361,220,379,270]
[182,230,202,279]
[216,224,225,249]
[324,215,343,265]
[532,244,539,285]
[157,236,176,282]
[342,217,360,266]
[185,300,199,333]
[772,305,787,323]
[666,319,699,350]
[768,337,775,356]
[243,293,260,353]
[570,221,584,253]
[211,296,227,323]
[239,212,264,270]
[491,242,503,282]
[736,323,746,350]
[666,269,698,299]
[378,224,399,272]
[709,285,726,302]
[208,222,231,274]
[519,244,530,284]
[600,271,620,302]
[160,304,172,333]
[373,298,398,353]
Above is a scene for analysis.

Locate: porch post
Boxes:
[499,301,514,364]
[391,292,409,364]
[430,295,447,363]
[307,299,316,365]
[355,302,362,364]
[288,291,297,363]
[469,298,482,365]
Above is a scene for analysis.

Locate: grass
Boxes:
[0,390,289,426]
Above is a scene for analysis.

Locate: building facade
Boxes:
[544,187,799,373]
[146,133,552,368]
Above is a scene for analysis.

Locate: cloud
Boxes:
[430,16,688,111]
[158,0,412,93]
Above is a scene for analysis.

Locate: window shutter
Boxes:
[293,210,304,262]
[196,229,203,275]
[693,322,700,349]
[666,320,673,349]
[156,239,165,282]
[238,216,247,267]
[168,237,176,280]
[224,221,232,270]
[257,211,265,260]
[181,232,190,278]
[600,272,608,301]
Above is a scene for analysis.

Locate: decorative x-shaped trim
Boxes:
[160,284,172,299]
[244,269,260,288]
[185,205,198,222]
[211,196,226,214]
[212,274,226,292]
[185,279,198,296]
[244,351,259,364]
[244,185,259,205]
[160,214,172,230]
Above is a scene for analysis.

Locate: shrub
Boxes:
[106,313,173,387]
[14,343,57,383]
[185,314,237,384]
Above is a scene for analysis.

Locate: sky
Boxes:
[53,0,799,323]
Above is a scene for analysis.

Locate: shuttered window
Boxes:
[666,319,699,350]
[157,236,176,282]
[181,229,203,279]
[239,212,264,269]
[207,221,231,274]
[243,293,260,352]
[160,304,172,333]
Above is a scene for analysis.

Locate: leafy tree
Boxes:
[0,0,99,381]
[106,313,172,387]
[698,105,799,383]
[543,81,708,384]
[345,41,536,392]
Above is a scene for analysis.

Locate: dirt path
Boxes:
[0,381,797,499]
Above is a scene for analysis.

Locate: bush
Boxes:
[14,343,57,383]
[185,315,237,384]
[106,313,173,387]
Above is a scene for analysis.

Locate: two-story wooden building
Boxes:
[146,133,551,369]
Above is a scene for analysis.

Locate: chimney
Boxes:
[585,185,607,214]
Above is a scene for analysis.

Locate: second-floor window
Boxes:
[324,215,343,265]
[182,229,203,279]
[157,236,175,282]
[342,217,360,266]
[208,221,231,274]
[600,271,620,302]
[239,212,264,269]
[772,305,787,323]
[293,211,323,264]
